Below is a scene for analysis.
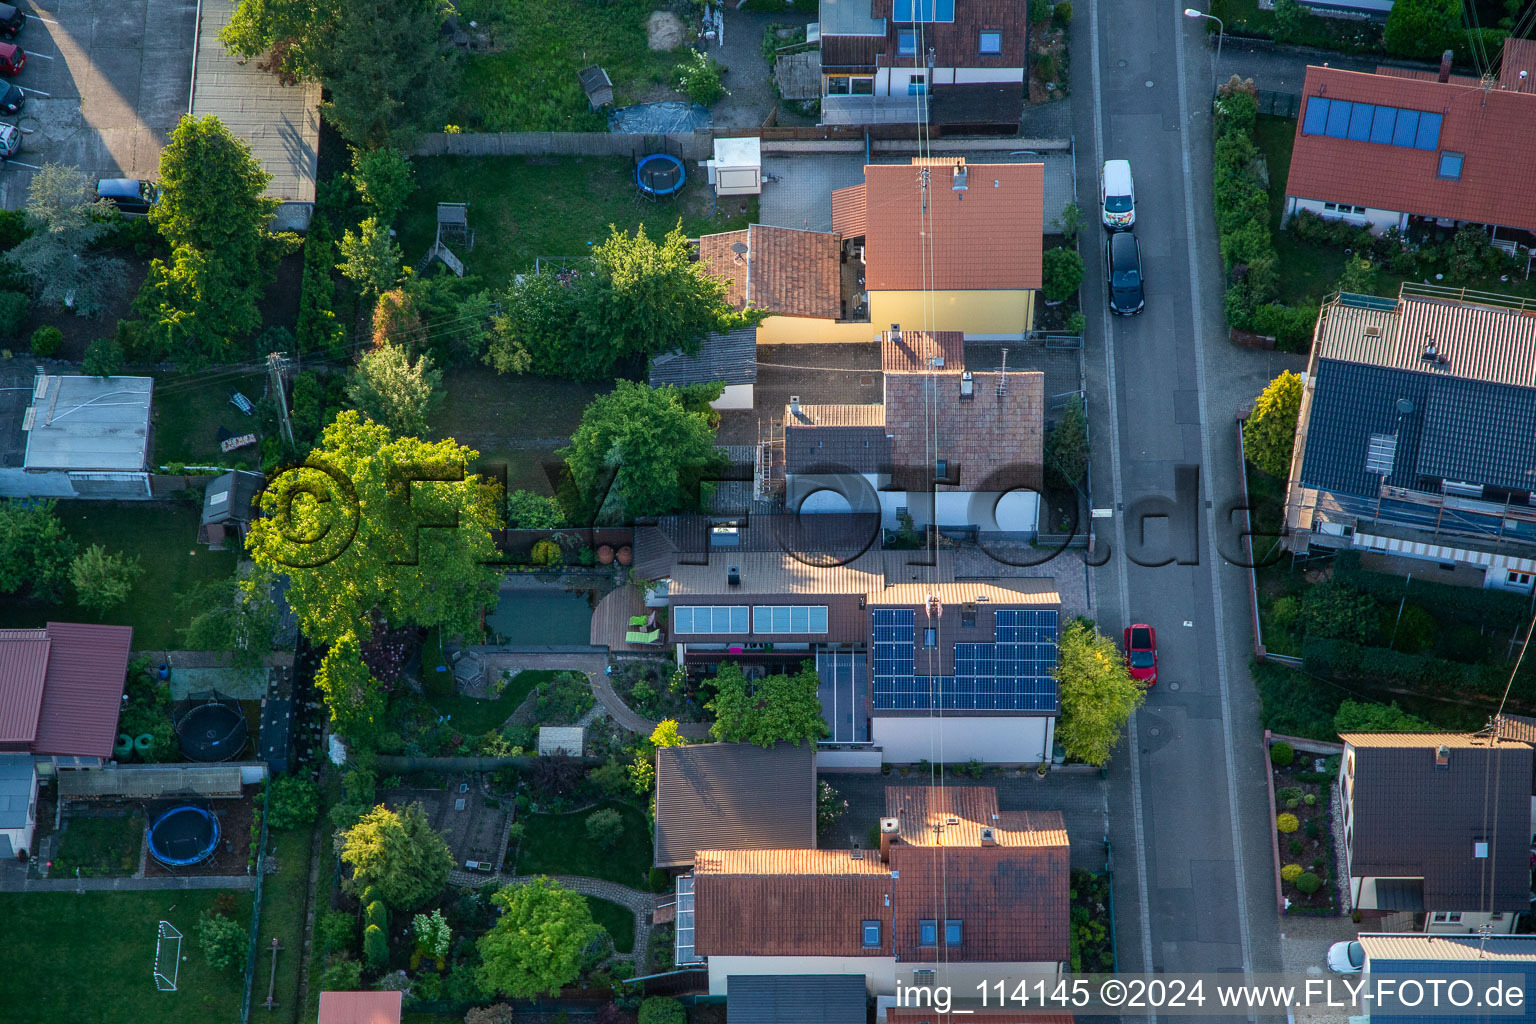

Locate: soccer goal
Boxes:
[154,921,183,992]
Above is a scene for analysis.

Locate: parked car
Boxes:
[1326,940,1364,974]
[0,40,24,75]
[95,178,160,216]
[1107,231,1145,315]
[0,82,23,115]
[0,3,23,40]
[1123,623,1157,686]
[0,122,19,162]
[1100,158,1135,230]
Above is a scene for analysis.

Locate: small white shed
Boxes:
[708,137,762,196]
[538,726,585,757]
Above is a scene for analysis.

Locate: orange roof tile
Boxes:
[318,991,402,1024]
[855,159,1043,291]
[1499,38,1536,93]
[887,786,1068,848]
[881,329,965,372]
[1287,59,1536,232]
[832,183,867,237]
[699,224,841,319]
[882,371,1044,491]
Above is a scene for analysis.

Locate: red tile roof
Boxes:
[881,329,965,373]
[843,160,1043,291]
[832,183,867,237]
[699,224,842,319]
[13,623,134,759]
[887,787,1068,848]
[882,370,1044,491]
[0,630,50,748]
[1286,59,1536,232]
[318,991,402,1024]
[1499,38,1536,93]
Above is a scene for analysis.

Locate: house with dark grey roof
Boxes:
[1340,733,1532,932]
[199,469,264,549]
[726,974,867,1024]
[1284,286,1536,591]
[688,786,1068,997]
[648,328,758,410]
[1357,933,1536,1022]
[654,741,817,869]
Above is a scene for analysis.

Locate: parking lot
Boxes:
[0,0,196,208]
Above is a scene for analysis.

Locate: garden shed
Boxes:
[578,65,614,109]
[538,726,585,757]
[708,136,763,196]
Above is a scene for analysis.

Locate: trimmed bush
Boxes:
[1303,793,1317,806]
[1270,742,1295,767]
[639,997,687,1024]
[30,325,62,357]
[1276,812,1299,834]
[1288,838,1304,855]
[1295,871,1322,894]
[1041,246,1084,302]
[363,922,388,968]
[530,538,562,566]
[1276,786,1302,803]
[585,807,624,849]
[1281,863,1303,882]
[1053,0,1073,23]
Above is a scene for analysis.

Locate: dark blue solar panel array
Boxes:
[872,608,1059,712]
[1301,97,1442,151]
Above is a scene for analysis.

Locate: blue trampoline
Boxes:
[147,806,220,867]
[636,153,685,197]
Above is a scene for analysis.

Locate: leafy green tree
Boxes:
[629,718,686,793]
[1053,618,1144,766]
[346,340,443,436]
[1041,247,1085,303]
[247,411,504,645]
[316,632,387,746]
[339,217,401,301]
[69,544,143,616]
[83,336,124,376]
[708,661,827,747]
[1333,699,1435,735]
[562,381,726,521]
[506,490,565,529]
[337,802,453,911]
[0,500,77,601]
[318,909,357,954]
[349,148,416,225]
[265,774,321,829]
[178,567,281,671]
[198,911,247,970]
[296,214,344,355]
[1338,255,1377,295]
[476,878,604,999]
[412,908,452,960]
[1243,371,1303,477]
[1384,0,1460,58]
[371,288,421,350]
[320,953,363,991]
[584,808,624,849]
[363,923,389,967]
[1271,0,1311,43]
[1045,395,1089,489]
[3,163,125,316]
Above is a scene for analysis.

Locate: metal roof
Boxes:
[190,0,320,204]
[726,975,867,1024]
[649,328,758,388]
[1361,933,1536,962]
[201,470,265,526]
[29,623,133,758]
[819,0,886,35]
[654,741,817,868]
[22,375,153,472]
[1317,294,1536,388]
[58,764,243,798]
[0,755,34,829]
[0,630,48,745]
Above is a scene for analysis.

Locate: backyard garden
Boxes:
[1269,741,1341,916]
[1029,0,1074,103]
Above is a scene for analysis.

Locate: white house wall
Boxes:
[1285,197,1405,236]
[953,67,1024,84]
[872,715,1050,764]
[708,955,897,996]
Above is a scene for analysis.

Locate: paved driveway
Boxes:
[1,0,196,207]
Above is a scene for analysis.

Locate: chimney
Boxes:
[879,817,900,863]
[959,371,974,401]
[1440,49,1453,83]
[952,162,968,191]
[890,323,902,346]
[1436,744,1450,766]
[1422,337,1438,362]
[727,565,740,587]
[979,826,997,847]
[790,395,800,417]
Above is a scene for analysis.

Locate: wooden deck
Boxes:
[591,584,667,655]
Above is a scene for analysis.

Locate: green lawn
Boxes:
[0,890,251,1024]
[514,801,653,889]
[431,669,555,734]
[255,827,314,1024]
[152,370,268,470]
[431,366,607,489]
[585,895,636,954]
[399,157,754,286]
[453,0,687,131]
[51,814,145,878]
[0,501,237,649]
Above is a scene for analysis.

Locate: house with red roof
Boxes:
[317,990,402,1024]
[0,622,133,858]
[1284,41,1536,243]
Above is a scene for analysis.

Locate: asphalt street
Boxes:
[1066,1,1309,1017]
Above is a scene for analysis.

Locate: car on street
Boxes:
[1107,231,1145,315]
[96,178,160,216]
[1326,940,1365,974]
[0,82,23,115]
[0,3,23,39]
[1100,158,1135,230]
[1124,623,1157,685]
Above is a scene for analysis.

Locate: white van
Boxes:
[1100,159,1135,231]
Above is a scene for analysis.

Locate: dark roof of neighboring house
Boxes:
[821,0,1028,68]
[201,470,264,526]
[786,423,892,475]
[832,160,1043,291]
[653,741,817,868]
[648,328,758,388]
[883,371,1045,491]
[0,755,34,830]
[631,513,882,581]
[1298,358,1536,497]
[0,623,132,758]
[928,82,1027,128]
[698,225,842,319]
[1286,52,1536,231]
[1342,733,1532,911]
[726,975,867,1024]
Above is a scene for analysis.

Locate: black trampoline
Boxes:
[147,806,220,866]
[175,694,249,762]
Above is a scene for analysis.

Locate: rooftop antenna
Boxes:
[997,348,1008,397]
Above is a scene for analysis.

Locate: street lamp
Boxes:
[1184,8,1225,89]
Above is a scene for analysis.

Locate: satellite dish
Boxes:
[730,241,749,255]
[1396,398,1415,415]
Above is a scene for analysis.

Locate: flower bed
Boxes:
[1270,740,1340,915]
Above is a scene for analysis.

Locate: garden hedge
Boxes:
[1331,550,1529,631]
[1302,638,1517,696]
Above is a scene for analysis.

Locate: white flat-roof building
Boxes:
[4,374,155,498]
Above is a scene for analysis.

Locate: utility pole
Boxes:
[267,352,295,447]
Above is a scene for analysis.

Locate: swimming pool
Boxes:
[484,589,594,645]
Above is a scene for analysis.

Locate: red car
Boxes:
[1124,623,1157,686]
[0,41,24,76]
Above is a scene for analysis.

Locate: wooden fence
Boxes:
[412,132,713,160]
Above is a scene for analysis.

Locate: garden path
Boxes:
[446,868,657,965]
[589,672,711,740]
[0,871,256,892]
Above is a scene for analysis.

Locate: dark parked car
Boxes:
[0,3,23,40]
[0,82,23,115]
[95,178,160,216]
[1107,230,1145,315]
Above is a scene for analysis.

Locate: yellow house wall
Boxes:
[871,289,1034,336]
[754,315,881,345]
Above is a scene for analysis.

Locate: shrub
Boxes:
[319,909,357,954]
[1295,871,1322,894]
[465,1007,516,1024]
[266,775,320,830]
[1029,0,1052,23]
[1284,798,1299,810]
[529,538,562,566]
[1066,311,1087,335]
[1276,812,1299,834]
[320,953,363,992]
[296,214,344,355]
[198,911,247,970]
[675,51,725,107]
[1288,838,1304,855]
[1387,604,1438,655]
[1276,786,1302,803]
[363,922,388,967]
[30,325,62,357]
[1053,0,1073,23]
[1045,395,1089,489]
[1041,246,1084,302]
[639,997,687,1024]
[1300,582,1378,644]
[0,290,27,339]
[83,336,124,376]
[650,867,671,893]
[1281,863,1303,882]
[1303,793,1317,806]
[1033,53,1059,82]
[1270,742,1295,767]
[1304,820,1320,839]
[585,807,625,849]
